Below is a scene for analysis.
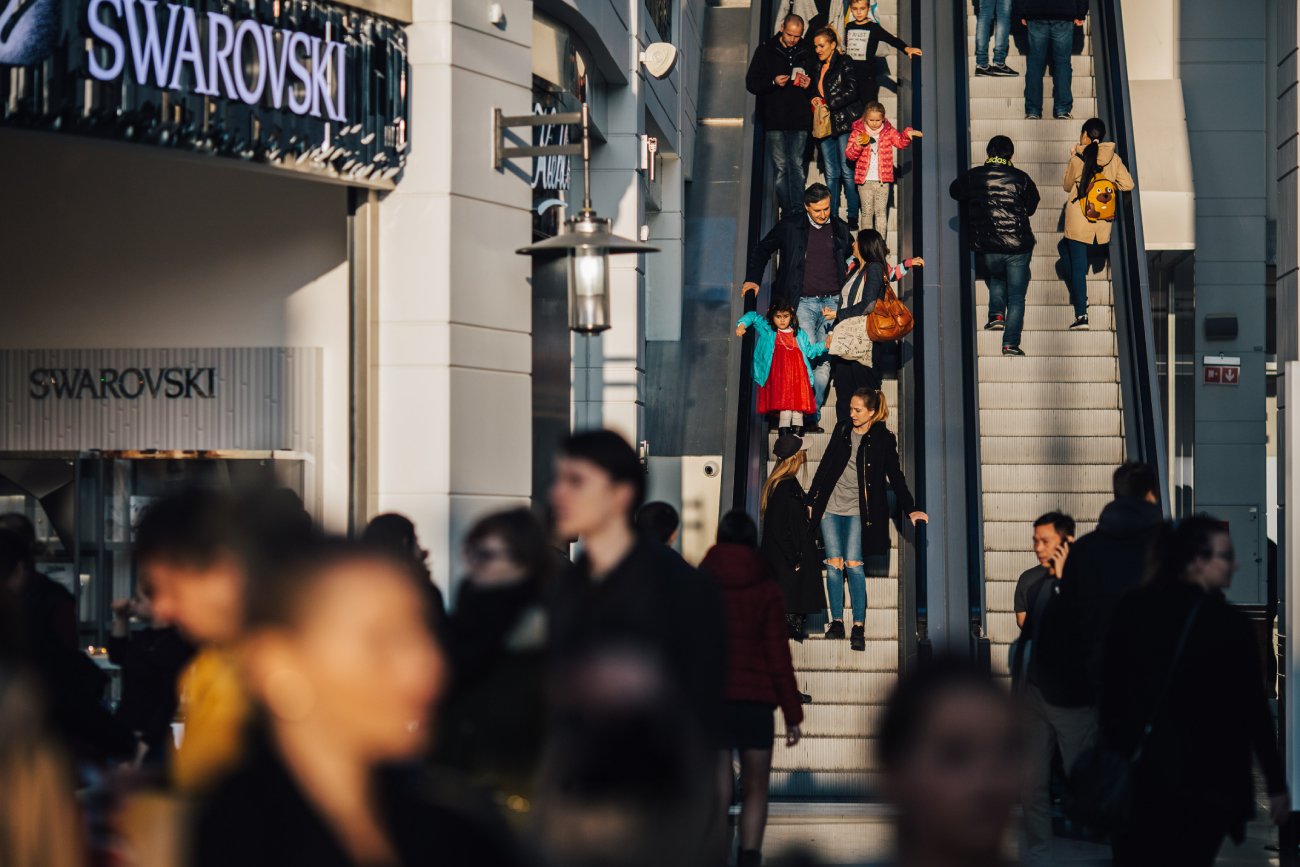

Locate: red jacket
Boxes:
[700,543,804,728]
[845,117,914,185]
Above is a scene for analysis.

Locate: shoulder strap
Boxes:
[1131,595,1206,763]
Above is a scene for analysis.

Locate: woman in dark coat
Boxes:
[810,27,862,227]
[700,511,803,867]
[1100,516,1288,867]
[760,433,825,641]
[807,388,926,650]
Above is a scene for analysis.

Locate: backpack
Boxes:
[1080,174,1118,222]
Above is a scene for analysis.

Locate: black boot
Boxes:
[799,691,813,704]
[738,849,762,867]
[825,619,845,640]
[794,613,807,641]
[850,623,866,651]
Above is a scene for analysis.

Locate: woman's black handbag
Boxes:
[1065,597,1204,832]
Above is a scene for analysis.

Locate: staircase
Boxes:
[964,15,1126,673]
[768,0,911,799]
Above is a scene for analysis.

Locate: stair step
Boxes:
[769,771,882,800]
[784,703,887,738]
[986,579,1019,614]
[972,117,1092,144]
[978,355,1118,384]
[980,462,1117,492]
[976,304,1114,332]
[980,407,1122,437]
[977,330,1115,356]
[980,440,1123,475]
[984,520,1098,551]
[774,736,878,772]
[978,381,1119,409]
[792,637,899,672]
[969,75,1095,98]
[987,611,1020,644]
[990,642,1011,675]
[972,53,1094,77]
[976,282,1112,308]
[986,552,1053,583]
[983,491,1112,522]
[795,671,898,703]
[816,608,898,640]
[1024,257,1108,283]
[969,96,1097,120]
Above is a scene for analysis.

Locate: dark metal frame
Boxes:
[1091,0,1171,506]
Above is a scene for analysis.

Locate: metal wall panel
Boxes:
[0,348,321,453]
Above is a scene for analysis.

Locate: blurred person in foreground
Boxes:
[1,528,135,766]
[545,429,726,867]
[700,511,803,867]
[436,508,556,805]
[135,487,312,793]
[877,657,1025,867]
[110,587,195,772]
[634,501,681,547]
[0,665,84,867]
[193,539,525,867]
[361,513,446,636]
[1100,516,1288,866]
[0,512,77,651]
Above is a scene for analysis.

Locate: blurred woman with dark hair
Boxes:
[192,540,523,867]
[699,511,802,867]
[1100,516,1288,866]
[436,508,557,801]
[362,513,446,636]
[877,657,1025,867]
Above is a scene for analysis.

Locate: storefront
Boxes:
[0,0,409,640]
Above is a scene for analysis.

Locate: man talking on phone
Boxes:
[1014,511,1075,629]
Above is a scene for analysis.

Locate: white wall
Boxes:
[0,129,352,530]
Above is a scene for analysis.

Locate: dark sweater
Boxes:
[802,221,838,297]
[746,212,855,302]
[1013,0,1088,20]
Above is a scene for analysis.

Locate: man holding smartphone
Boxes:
[745,14,815,216]
[1014,511,1075,629]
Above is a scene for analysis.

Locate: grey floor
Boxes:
[753,802,1281,866]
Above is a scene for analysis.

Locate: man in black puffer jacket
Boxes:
[949,135,1040,356]
[746,15,815,216]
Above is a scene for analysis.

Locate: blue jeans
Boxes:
[818,133,860,221]
[981,250,1032,346]
[766,130,809,215]
[1064,238,1092,316]
[796,294,838,419]
[975,0,1012,67]
[821,513,866,623]
[1025,20,1074,116]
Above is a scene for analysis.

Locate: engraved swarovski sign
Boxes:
[1,348,321,451]
[0,0,409,186]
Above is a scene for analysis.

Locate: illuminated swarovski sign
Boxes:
[86,0,348,122]
[0,0,409,186]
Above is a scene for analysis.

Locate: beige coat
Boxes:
[1062,142,1135,245]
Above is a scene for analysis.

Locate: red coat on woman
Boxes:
[845,117,915,185]
[700,543,804,729]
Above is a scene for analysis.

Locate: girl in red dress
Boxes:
[735,301,829,436]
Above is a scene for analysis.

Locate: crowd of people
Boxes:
[0,4,1285,867]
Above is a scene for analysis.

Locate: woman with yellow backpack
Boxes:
[1062,117,1134,331]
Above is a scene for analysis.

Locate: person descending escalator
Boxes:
[746,14,816,218]
[735,299,831,437]
[806,388,927,651]
[759,432,826,644]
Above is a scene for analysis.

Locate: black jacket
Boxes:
[745,212,855,301]
[1101,582,1286,839]
[760,477,826,615]
[550,537,726,740]
[1013,0,1088,20]
[194,732,525,867]
[108,627,194,764]
[949,160,1041,254]
[1032,497,1163,707]
[807,420,916,558]
[745,35,815,132]
[815,51,863,137]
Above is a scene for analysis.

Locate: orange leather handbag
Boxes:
[866,284,914,342]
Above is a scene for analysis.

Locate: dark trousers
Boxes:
[981,250,1032,346]
[766,130,809,215]
[1025,19,1074,116]
[1064,238,1095,317]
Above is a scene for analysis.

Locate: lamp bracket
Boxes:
[494,109,584,170]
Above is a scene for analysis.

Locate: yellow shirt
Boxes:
[172,647,247,794]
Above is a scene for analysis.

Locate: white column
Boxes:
[373,0,534,594]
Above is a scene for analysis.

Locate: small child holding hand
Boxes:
[736,301,829,436]
[845,101,922,241]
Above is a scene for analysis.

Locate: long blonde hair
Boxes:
[761,450,807,516]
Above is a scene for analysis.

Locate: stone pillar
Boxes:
[373,0,534,593]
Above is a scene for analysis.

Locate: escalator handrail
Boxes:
[1091,0,1172,514]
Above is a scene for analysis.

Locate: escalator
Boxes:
[695,0,1164,802]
